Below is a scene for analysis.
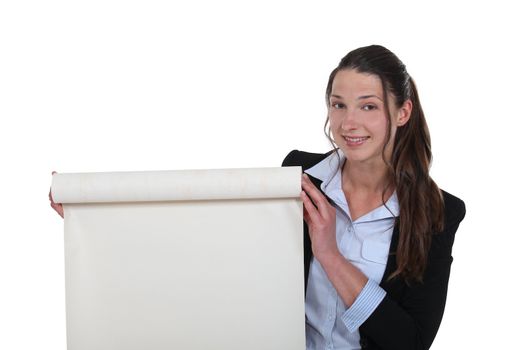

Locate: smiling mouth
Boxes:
[343,136,370,146]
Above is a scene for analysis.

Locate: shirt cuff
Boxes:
[341,279,386,333]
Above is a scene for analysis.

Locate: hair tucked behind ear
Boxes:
[325,45,444,283]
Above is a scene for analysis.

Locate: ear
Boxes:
[396,99,412,126]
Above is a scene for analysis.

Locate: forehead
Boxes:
[331,69,383,98]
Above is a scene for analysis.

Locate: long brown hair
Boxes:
[324,45,444,283]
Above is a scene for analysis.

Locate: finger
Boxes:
[302,202,312,226]
[50,172,56,201]
[51,202,64,218]
[301,190,322,224]
[301,174,324,202]
[49,188,55,203]
[301,175,332,217]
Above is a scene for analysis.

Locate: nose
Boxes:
[341,108,358,131]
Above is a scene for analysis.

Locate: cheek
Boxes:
[382,120,398,146]
[328,115,339,130]
[368,117,389,134]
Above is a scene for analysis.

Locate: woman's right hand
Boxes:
[49,171,64,218]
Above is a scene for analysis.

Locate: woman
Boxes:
[282,45,465,349]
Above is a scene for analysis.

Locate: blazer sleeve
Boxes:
[359,196,466,350]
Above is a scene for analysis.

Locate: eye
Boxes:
[331,102,346,109]
[362,104,377,111]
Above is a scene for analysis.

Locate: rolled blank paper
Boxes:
[52,167,305,350]
[51,167,302,203]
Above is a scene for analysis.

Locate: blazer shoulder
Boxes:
[441,190,466,227]
[281,149,334,170]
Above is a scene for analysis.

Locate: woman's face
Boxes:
[328,69,411,167]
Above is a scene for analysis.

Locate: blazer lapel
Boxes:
[302,173,323,293]
[379,225,404,298]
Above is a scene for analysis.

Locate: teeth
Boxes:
[345,136,368,142]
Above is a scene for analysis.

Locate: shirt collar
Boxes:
[304,149,345,186]
[304,149,399,221]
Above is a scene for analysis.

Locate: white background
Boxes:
[1,0,523,348]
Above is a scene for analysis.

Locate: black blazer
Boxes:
[282,150,466,350]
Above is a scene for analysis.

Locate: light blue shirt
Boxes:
[304,150,399,350]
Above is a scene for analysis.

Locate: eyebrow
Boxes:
[331,94,383,101]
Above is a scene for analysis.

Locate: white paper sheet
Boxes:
[52,167,305,350]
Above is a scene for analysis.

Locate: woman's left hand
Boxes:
[49,171,64,218]
[301,174,340,265]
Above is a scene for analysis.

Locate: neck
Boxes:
[341,158,393,196]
